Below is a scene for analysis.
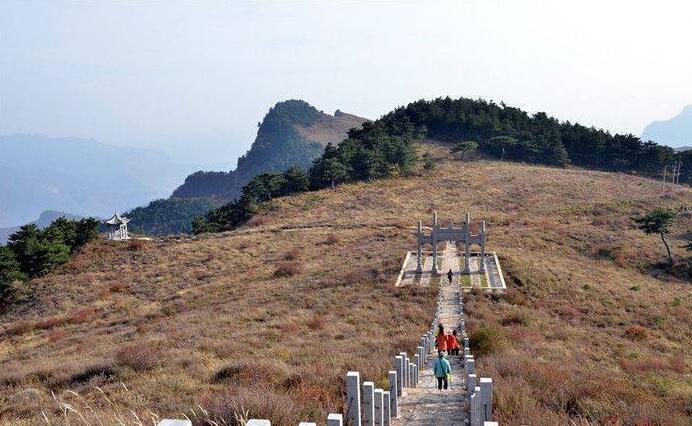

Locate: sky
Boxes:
[1,0,692,169]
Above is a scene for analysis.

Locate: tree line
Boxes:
[193,96,690,234]
[0,217,99,296]
[381,97,689,177]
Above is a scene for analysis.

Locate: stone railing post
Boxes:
[480,377,493,422]
[470,391,478,426]
[327,414,343,426]
[409,362,415,388]
[474,386,481,426]
[298,423,316,426]
[362,381,374,426]
[382,391,391,426]
[464,337,469,349]
[467,374,477,400]
[388,371,398,417]
[374,389,383,426]
[346,372,361,426]
[394,356,404,396]
[247,421,270,426]
[413,354,420,372]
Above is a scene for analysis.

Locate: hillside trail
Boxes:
[392,243,467,426]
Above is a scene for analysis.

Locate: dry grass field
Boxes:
[1,144,690,425]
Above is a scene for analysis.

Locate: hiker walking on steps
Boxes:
[448,329,460,356]
[447,268,453,284]
[435,324,448,354]
[434,351,452,390]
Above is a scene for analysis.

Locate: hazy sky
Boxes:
[2,0,692,168]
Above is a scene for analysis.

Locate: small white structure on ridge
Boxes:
[104,211,130,240]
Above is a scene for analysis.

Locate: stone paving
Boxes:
[397,243,505,291]
[392,246,467,426]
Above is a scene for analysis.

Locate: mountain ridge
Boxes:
[170,100,368,200]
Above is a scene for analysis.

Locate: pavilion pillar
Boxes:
[464,212,470,273]
[416,220,423,273]
[479,220,486,273]
[431,212,438,274]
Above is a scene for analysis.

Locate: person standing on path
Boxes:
[435,324,448,354]
[447,268,453,285]
[447,330,460,356]
[433,351,452,390]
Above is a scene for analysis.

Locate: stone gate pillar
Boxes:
[431,211,438,274]
[464,212,471,273]
[479,220,486,273]
[416,220,423,273]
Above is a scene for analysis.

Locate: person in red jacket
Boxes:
[447,329,461,356]
[435,324,448,353]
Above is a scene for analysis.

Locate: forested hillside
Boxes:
[197,97,692,234]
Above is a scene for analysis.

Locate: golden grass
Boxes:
[1,144,690,425]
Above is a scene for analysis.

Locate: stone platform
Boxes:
[395,243,506,292]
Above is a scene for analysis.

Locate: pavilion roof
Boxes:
[104,211,130,225]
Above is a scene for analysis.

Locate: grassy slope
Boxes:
[1,144,690,425]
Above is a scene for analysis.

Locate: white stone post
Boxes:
[409,362,416,388]
[470,391,479,426]
[401,353,409,388]
[388,371,398,418]
[465,356,475,374]
[467,374,477,398]
[346,372,361,426]
[382,391,391,426]
[373,389,384,426]
[298,423,316,426]
[474,386,482,426]
[158,421,192,426]
[480,377,493,422]
[418,339,426,363]
[327,414,343,426]
[412,363,419,387]
[362,381,374,426]
[413,353,420,372]
[464,337,469,349]
[394,356,404,396]
[247,421,271,426]
[483,423,499,426]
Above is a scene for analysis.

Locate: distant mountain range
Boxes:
[0,210,81,244]
[171,100,368,200]
[0,134,199,228]
[641,105,692,148]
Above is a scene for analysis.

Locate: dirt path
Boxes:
[392,244,467,425]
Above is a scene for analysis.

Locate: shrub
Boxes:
[212,361,246,383]
[116,343,160,371]
[127,239,146,251]
[469,325,506,356]
[324,234,340,245]
[624,325,648,341]
[47,329,66,343]
[274,260,304,277]
[500,311,529,326]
